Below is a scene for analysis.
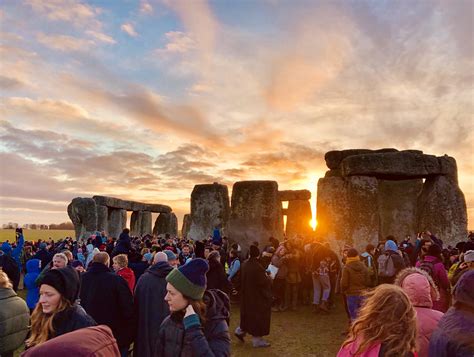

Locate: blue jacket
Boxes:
[1,234,24,270]
[24,259,41,309]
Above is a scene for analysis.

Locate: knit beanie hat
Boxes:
[166,258,209,300]
[40,267,80,304]
[463,250,474,263]
[385,240,398,252]
[163,249,177,261]
[453,270,474,309]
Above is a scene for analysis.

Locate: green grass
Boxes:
[0,229,74,242]
[14,287,347,357]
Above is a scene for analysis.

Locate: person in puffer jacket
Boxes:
[155,258,231,356]
[24,259,41,312]
[395,267,444,357]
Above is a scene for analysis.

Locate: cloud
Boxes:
[85,30,116,44]
[0,75,24,89]
[155,31,196,56]
[140,1,153,14]
[36,33,93,52]
[121,23,138,37]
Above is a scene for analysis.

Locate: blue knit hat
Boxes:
[385,240,398,252]
[166,258,209,300]
[163,249,177,261]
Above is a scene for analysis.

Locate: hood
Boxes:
[204,289,230,322]
[346,260,366,272]
[118,267,134,279]
[208,257,222,270]
[119,232,130,241]
[394,267,439,308]
[1,242,12,254]
[384,240,398,252]
[86,244,94,253]
[453,270,474,309]
[148,261,173,278]
[423,255,440,263]
[87,262,111,273]
[27,259,41,273]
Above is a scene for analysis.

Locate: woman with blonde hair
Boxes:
[337,284,418,357]
[26,267,96,348]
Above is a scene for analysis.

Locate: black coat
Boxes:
[206,258,231,295]
[79,262,135,348]
[155,289,230,357]
[52,305,96,338]
[240,257,272,336]
[32,249,52,271]
[133,261,173,357]
[112,233,131,257]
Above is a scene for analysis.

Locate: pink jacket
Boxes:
[337,340,381,357]
[416,256,450,312]
[398,270,444,357]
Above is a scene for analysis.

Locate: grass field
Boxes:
[0,229,75,242]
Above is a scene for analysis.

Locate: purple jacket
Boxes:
[416,256,450,312]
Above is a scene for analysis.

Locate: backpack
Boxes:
[377,253,396,278]
[419,260,438,285]
[0,254,20,289]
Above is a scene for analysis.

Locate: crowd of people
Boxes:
[0,226,473,356]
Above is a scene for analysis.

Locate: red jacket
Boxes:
[117,267,136,294]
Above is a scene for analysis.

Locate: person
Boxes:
[0,247,20,292]
[416,244,451,312]
[227,248,241,298]
[112,254,136,293]
[24,258,41,312]
[32,242,52,272]
[1,230,24,274]
[155,258,231,356]
[395,267,444,357]
[310,243,332,313]
[26,268,96,348]
[0,270,29,357]
[377,239,406,284]
[450,249,474,286]
[35,252,68,285]
[163,249,179,268]
[133,252,174,357]
[80,252,135,357]
[271,244,288,311]
[337,284,417,357]
[340,248,370,322]
[206,250,231,295]
[111,228,132,257]
[236,245,272,348]
[428,270,474,356]
[178,244,193,265]
[360,244,377,286]
[22,325,121,357]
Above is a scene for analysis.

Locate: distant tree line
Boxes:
[1,222,74,230]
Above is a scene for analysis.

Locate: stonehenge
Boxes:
[317,149,467,252]
[67,196,172,240]
[153,212,178,236]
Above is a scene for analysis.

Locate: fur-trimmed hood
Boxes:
[394,267,439,308]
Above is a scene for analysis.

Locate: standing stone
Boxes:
[96,205,108,233]
[139,211,152,235]
[227,181,283,252]
[108,208,127,239]
[67,197,97,241]
[130,211,143,236]
[377,179,423,240]
[278,190,311,201]
[153,212,178,236]
[188,183,230,241]
[182,214,191,238]
[418,176,468,246]
[286,200,313,238]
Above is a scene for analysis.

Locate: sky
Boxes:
[0,0,473,230]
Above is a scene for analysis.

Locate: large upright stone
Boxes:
[67,197,97,241]
[227,181,283,251]
[96,205,108,233]
[108,208,127,239]
[154,212,178,236]
[418,176,468,246]
[182,214,191,238]
[188,183,230,241]
[130,211,143,236]
[139,211,152,235]
[377,179,423,240]
[286,200,312,238]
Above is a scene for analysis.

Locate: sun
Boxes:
[309,217,318,231]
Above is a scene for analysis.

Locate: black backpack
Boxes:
[419,260,438,285]
[0,254,20,290]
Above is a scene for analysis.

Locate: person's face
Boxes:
[39,284,61,314]
[112,261,120,272]
[169,259,179,268]
[182,247,190,255]
[204,248,211,259]
[279,247,287,256]
[164,283,188,312]
[422,241,432,251]
[52,257,66,269]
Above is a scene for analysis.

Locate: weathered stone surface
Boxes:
[377,179,423,240]
[438,155,458,182]
[325,148,399,170]
[286,200,312,238]
[108,208,127,239]
[92,195,171,213]
[227,181,284,251]
[146,204,172,213]
[139,211,152,235]
[341,152,443,179]
[153,212,178,236]
[182,214,191,238]
[188,183,230,241]
[418,176,468,246]
[278,190,311,201]
[130,211,143,236]
[67,197,98,240]
[324,169,342,177]
[96,205,108,233]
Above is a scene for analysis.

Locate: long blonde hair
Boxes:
[342,284,417,356]
[26,296,72,347]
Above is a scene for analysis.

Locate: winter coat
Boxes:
[85,244,95,268]
[206,258,231,295]
[155,289,230,357]
[21,325,120,357]
[31,248,52,273]
[395,268,444,357]
[1,234,24,270]
[117,267,135,293]
[52,304,97,338]
[416,255,450,312]
[340,258,370,296]
[133,261,173,357]
[338,340,417,357]
[240,257,272,337]
[112,232,131,257]
[24,259,41,309]
[428,306,474,357]
[0,287,29,354]
[129,260,149,282]
[0,253,20,291]
[271,250,288,280]
[80,262,135,348]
